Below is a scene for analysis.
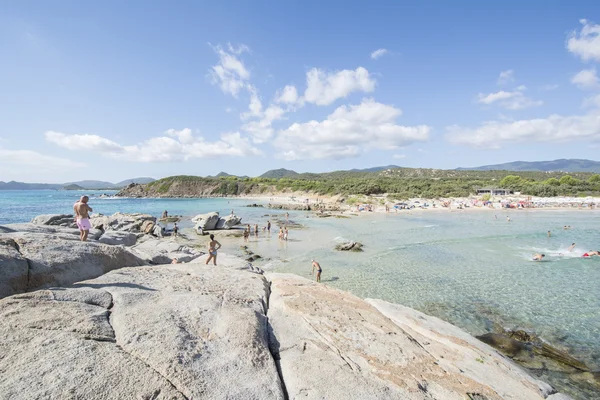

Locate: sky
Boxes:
[1,1,600,183]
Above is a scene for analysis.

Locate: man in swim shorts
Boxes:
[73,196,93,241]
[533,253,545,261]
[311,259,322,283]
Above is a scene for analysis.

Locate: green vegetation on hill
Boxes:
[259,168,299,179]
[124,168,600,198]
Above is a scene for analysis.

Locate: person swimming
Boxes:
[568,243,576,252]
[582,250,600,257]
[533,253,545,261]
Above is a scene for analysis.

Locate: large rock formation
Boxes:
[0,237,29,298]
[2,223,102,240]
[193,212,242,231]
[267,273,555,400]
[31,214,75,227]
[192,212,221,230]
[97,231,137,247]
[131,238,204,264]
[90,212,156,232]
[215,214,242,229]
[0,262,284,399]
[0,230,145,298]
[0,256,572,399]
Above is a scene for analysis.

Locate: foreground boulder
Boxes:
[267,273,554,400]
[0,262,284,399]
[0,238,29,298]
[0,232,145,298]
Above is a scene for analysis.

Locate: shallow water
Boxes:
[1,191,599,397]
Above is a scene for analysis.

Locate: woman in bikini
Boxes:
[205,234,222,266]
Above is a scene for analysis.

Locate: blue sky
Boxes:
[1,1,600,183]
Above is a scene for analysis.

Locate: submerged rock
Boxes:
[335,241,364,252]
[477,332,590,372]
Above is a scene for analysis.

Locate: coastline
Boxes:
[2,201,598,397]
[0,235,567,398]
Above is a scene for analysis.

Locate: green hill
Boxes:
[259,168,300,179]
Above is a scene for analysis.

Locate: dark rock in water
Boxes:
[246,204,263,208]
[246,255,261,262]
[508,329,535,343]
[477,333,530,359]
[477,332,590,372]
[335,241,364,252]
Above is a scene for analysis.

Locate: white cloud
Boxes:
[477,87,542,110]
[571,68,599,89]
[273,98,430,160]
[567,19,600,62]
[370,48,388,60]
[45,129,262,162]
[0,148,85,170]
[275,85,300,105]
[446,110,600,149]
[583,93,600,108]
[497,70,515,85]
[210,43,251,97]
[241,104,286,143]
[393,154,407,159]
[304,67,376,106]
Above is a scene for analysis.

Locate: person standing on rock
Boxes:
[73,196,93,242]
[205,234,222,266]
[311,260,322,283]
[173,223,178,237]
[267,220,271,233]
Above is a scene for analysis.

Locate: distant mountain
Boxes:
[0,181,62,190]
[215,172,232,177]
[260,168,300,179]
[115,177,156,186]
[0,177,156,190]
[64,180,116,189]
[62,184,85,190]
[349,165,401,173]
[458,159,600,173]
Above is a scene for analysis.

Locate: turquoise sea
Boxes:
[1,190,599,398]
